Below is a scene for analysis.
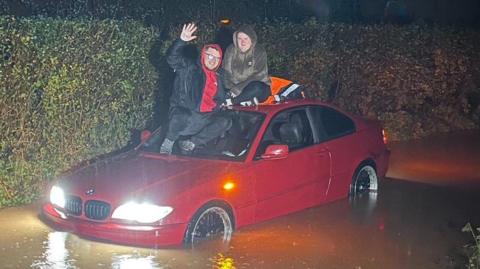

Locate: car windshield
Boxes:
[141,110,265,161]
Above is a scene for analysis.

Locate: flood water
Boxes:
[1,131,479,269]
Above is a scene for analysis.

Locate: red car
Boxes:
[42,99,389,247]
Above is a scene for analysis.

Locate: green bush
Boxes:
[2,17,480,207]
[257,20,480,141]
[0,17,157,206]
[167,20,480,141]
[463,223,480,269]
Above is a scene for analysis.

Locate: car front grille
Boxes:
[65,195,82,216]
[64,196,111,220]
[85,200,111,220]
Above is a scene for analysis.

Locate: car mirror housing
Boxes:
[261,144,289,160]
[140,130,152,143]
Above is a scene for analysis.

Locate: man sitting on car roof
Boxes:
[160,23,231,154]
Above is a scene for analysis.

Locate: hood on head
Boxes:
[233,25,257,51]
[201,43,223,71]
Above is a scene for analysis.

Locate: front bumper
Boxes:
[42,203,186,247]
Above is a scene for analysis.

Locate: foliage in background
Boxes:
[1,16,480,207]
[463,223,480,269]
[163,20,480,141]
[259,20,480,140]
[172,19,480,141]
[0,16,157,206]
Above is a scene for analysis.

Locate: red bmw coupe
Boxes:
[42,99,389,247]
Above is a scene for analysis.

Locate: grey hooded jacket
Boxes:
[222,25,270,96]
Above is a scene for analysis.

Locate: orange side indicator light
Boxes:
[223,182,235,191]
[382,129,388,145]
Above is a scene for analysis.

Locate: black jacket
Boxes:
[166,39,227,112]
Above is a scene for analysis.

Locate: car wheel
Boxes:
[350,164,378,195]
[184,204,234,247]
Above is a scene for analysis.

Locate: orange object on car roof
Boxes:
[263,76,293,104]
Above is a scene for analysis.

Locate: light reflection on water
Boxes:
[30,231,165,269]
[29,230,236,269]
[31,228,166,269]
[31,232,76,269]
[111,254,161,269]
[210,253,236,269]
[349,191,378,225]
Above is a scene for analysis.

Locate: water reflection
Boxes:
[31,232,77,269]
[111,254,161,269]
[349,191,378,225]
[30,231,164,269]
[210,253,236,269]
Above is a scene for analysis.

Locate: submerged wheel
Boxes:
[184,204,234,247]
[350,164,378,195]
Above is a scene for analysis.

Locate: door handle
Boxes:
[315,149,329,157]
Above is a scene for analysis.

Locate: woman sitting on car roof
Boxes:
[222,25,271,106]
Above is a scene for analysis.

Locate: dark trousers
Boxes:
[165,107,231,146]
[232,81,271,104]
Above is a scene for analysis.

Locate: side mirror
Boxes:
[261,144,289,160]
[140,130,152,143]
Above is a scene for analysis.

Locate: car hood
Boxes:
[57,151,234,204]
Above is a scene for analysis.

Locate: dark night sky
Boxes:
[1,0,479,26]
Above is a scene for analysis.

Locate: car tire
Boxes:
[350,163,378,195]
[183,203,234,248]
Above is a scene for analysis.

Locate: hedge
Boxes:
[1,17,480,206]
[164,20,480,141]
[0,17,157,206]
[256,20,480,141]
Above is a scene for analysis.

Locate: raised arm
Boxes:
[166,23,198,70]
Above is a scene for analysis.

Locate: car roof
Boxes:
[232,98,339,115]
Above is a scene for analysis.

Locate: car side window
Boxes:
[255,108,314,158]
[310,106,355,142]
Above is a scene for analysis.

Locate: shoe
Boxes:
[179,140,195,153]
[240,97,259,107]
[224,98,233,106]
[240,100,252,106]
[160,138,174,154]
[222,150,236,157]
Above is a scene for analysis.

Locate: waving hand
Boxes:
[180,23,198,42]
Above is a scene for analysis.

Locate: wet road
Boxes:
[1,131,479,269]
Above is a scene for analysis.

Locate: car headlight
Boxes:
[111,202,173,224]
[50,185,65,208]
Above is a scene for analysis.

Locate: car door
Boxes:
[251,107,331,222]
[309,105,358,202]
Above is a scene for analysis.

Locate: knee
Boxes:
[218,116,232,130]
[245,81,271,101]
[246,81,267,91]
